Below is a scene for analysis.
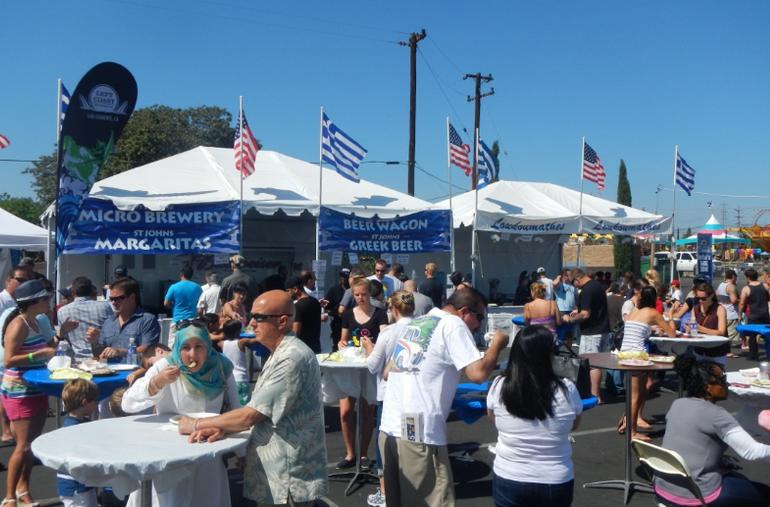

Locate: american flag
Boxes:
[0,134,9,150]
[675,151,695,196]
[234,110,260,177]
[582,141,605,191]
[448,123,471,175]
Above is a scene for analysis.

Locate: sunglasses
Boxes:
[177,319,207,330]
[109,295,127,303]
[374,269,386,273]
[249,313,289,323]
[13,277,28,283]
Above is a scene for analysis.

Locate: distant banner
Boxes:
[56,62,138,255]
[477,210,672,236]
[318,207,451,253]
[697,233,713,282]
[63,199,240,254]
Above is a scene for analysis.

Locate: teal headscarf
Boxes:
[168,324,234,399]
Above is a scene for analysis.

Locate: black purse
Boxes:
[552,345,592,398]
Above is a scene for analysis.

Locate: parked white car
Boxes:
[676,252,698,273]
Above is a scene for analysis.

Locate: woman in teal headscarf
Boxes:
[122,322,241,507]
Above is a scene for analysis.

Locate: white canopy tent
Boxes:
[89,146,433,217]
[0,207,49,250]
[438,180,671,235]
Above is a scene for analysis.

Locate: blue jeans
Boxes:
[656,472,770,507]
[493,474,573,507]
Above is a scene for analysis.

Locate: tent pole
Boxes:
[316,107,324,262]
[670,145,678,283]
[54,78,63,300]
[238,96,244,256]
[447,117,455,273]
[471,127,480,287]
[577,136,585,268]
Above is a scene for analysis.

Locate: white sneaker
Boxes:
[366,488,386,506]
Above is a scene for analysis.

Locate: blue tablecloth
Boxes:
[22,368,133,401]
[737,324,770,356]
[240,332,271,358]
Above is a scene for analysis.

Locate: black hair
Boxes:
[369,279,384,300]
[180,265,194,279]
[232,283,248,295]
[71,276,94,297]
[447,286,487,312]
[609,282,622,295]
[745,268,759,281]
[201,313,220,326]
[141,343,171,361]
[222,319,243,340]
[500,325,565,420]
[725,269,737,280]
[2,298,43,346]
[639,286,658,309]
[300,270,315,286]
[449,271,464,287]
[674,355,724,398]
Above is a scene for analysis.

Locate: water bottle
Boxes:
[689,313,698,337]
[56,341,69,357]
[126,337,138,365]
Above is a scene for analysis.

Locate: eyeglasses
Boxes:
[374,269,386,273]
[177,319,207,330]
[249,313,289,323]
[109,295,127,303]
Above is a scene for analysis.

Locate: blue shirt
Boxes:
[164,280,202,322]
[100,307,160,350]
[555,282,577,312]
[57,416,93,497]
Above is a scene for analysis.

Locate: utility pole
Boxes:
[400,29,427,196]
[734,206,743,229]
[721,202,728,226]
[464,73,494,189]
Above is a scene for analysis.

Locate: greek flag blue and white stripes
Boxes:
[321,112,367,183]
[675,152,695,196]
[60,84,70,126]
[477,139,498,188]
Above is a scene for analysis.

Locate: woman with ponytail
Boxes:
[654,356,770,506]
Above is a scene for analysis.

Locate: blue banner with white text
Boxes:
[63,199,240,254]
[696,233,713,282]
[318,207,451,253]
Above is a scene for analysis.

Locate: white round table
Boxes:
[650,334,729,355]
[727,371,770,437]
[32,413,250,507]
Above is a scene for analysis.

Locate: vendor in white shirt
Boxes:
[122,322,239,507]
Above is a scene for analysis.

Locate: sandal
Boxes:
[15,491,39,507]
[0,498,16,506]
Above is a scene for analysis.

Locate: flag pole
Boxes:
[576,136,586,268]
[316,107,324,262]
[447,117,455,272]
[53,79,63,297]
[670,144,679,283]
[238,96,245,256]
[471,127,480,287]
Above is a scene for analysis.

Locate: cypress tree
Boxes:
[614,159,633,276]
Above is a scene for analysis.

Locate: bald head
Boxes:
[252,290,295,320]
[403,280,417,293]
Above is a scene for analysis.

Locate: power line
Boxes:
[417,48,469,134]
[655,185,770,199]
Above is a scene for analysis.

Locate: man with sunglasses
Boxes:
[0,267,28,316]
[179,290,328,506]
[57,276,114,360]
[367,259,397,298]
[88,278,160,361]
[379,287,509,506]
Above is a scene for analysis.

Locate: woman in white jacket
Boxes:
[122,321,240,507]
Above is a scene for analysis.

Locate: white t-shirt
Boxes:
[197,284,222,315]
[540,277,554,301]
[221,339,248,383]
[380,308,482,446]
[621,299,636,321]
[366,317,412,401]
[0,290,15,316]
[486,376,583,484]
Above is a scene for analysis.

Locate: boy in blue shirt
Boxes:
[57,378,99,507]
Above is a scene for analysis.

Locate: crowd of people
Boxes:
[2,255,770,506]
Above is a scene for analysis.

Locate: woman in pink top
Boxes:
[524,282,562,338]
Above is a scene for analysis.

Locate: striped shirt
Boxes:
[619,320,652,353]
[58,297,114,359]
[1,316,50,398]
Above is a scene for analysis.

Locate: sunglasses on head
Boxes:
[249,313,288,323]
[177,319,207,330]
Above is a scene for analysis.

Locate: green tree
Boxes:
[23,105,242,203]
[613,159,633,276]
[491,140,501,181]
[0,193,44,224]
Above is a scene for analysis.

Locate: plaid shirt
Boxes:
[57,297,114,359]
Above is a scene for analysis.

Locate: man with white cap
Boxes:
[536,267,554,301]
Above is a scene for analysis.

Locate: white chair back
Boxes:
[631,439,706,506]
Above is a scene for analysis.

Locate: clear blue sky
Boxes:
[2,0,769,231]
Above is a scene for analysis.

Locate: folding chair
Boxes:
[631,439,706,506]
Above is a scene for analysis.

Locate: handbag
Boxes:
[552,345,592,398]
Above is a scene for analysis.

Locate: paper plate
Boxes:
[649,355,675,364]
[109,364,140,371]
[618,359,654,367]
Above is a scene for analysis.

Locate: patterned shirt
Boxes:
[245,334,328,504]
[57,297,114,359]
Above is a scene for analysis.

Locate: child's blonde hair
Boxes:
[62,378,98,412]
[109,387,128,418]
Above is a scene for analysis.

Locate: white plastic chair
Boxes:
[631,439,706,506]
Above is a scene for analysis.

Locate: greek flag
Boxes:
[676,152,695,196]
[321,112,367,183]
[477,139,498,189]
[59,83,70,132]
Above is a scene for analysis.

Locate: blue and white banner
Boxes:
[63,199,240,254]
[696,233,713,283]
[318,207,451,253]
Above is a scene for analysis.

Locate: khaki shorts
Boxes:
[727,319,740,346]
[380,432,455,507]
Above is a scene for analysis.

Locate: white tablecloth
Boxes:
[318,356,377,404]
[650,335,729,355]
[31,413,249,499]
[727,371,770,437]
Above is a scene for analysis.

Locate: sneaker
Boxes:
[367,488,386,506]
[335,457,355,470]
[360,456,371,472]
